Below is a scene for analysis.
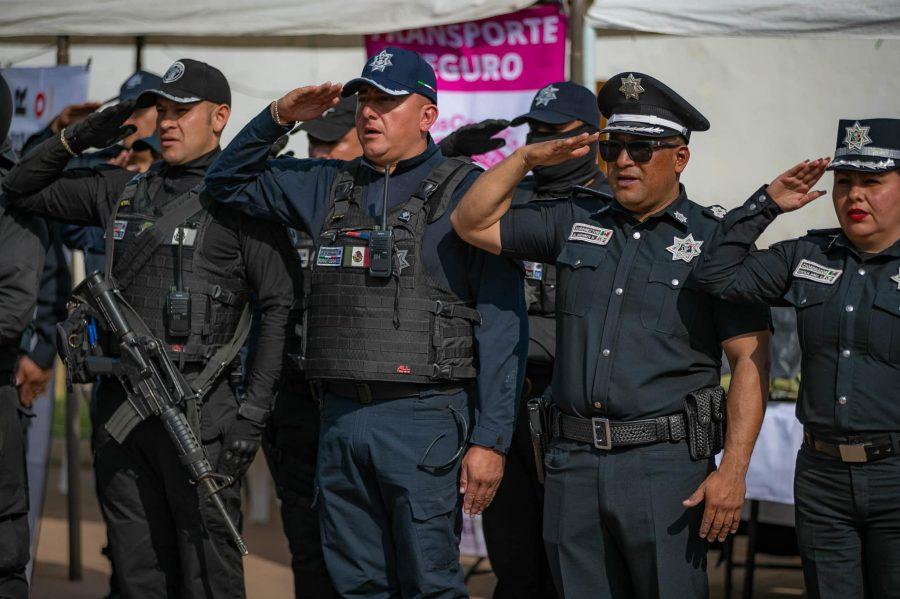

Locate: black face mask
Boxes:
[526,124,600,194]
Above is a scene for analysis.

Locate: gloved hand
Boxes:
[217,415,264,483]
[65,100,137,154]
[439,119,509,157]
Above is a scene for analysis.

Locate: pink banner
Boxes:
[366,4,567,93]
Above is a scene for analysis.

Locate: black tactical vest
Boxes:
[303,158,481,384]
[105,173,249,364]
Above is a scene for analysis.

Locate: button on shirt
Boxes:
[500,185,770,420]
[692,187,900,435]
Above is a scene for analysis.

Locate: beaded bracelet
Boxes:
[59,128,78,157]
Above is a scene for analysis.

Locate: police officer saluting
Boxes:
[451,73,772,598]
[691,119,900,599]
[205,47,526,596]
[2,59,297,598]
[481,80,608,599]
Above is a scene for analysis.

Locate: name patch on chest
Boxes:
[793,259,842,285]
[568,223,612,246]
[316,246,344,267]
[524,261,543,281]
[169,227,197,247]
[111,220,128,240]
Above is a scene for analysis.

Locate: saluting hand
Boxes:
[766,157,830,212]
[519,131,600,170]
[273,82,343,124]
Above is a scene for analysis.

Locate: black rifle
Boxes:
[66,271,248,556]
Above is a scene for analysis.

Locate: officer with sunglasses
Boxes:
[451,72,771,598]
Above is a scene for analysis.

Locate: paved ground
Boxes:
[30,440,806,598]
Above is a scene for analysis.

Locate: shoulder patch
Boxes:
[703,205,728,220]
[568,222,612,246]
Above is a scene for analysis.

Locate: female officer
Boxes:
[691,118,900,599]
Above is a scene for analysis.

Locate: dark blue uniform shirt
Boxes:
[692,188,900,435]
[204,107,527,453]
[500,185,770,420]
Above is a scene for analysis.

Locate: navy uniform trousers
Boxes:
[0,385,29,599]
[794,443,900,599]
[543,437,711,599]
[316,388,472,599]
[92,376,245,599]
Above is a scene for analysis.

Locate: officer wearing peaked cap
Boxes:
[481,79,609,599]
[205,47,526,596]
[691,119,900,599]
[452,72,771,598]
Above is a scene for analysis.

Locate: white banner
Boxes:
[1,66,90,154]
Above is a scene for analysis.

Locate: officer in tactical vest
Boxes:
[261,97,362,599]
[480,80,609,599]
[452,73,772,598]
[0,72,49,599]
[205,47,527,596]
[2,59,297,598]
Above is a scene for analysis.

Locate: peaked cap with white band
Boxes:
[597,72,709,142]
[826,118,900,173]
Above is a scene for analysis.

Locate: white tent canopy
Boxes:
[587,0,900,37]
[0,0,534,37]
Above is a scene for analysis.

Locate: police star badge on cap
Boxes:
[827,118,900,172]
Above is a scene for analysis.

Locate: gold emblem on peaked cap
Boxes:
[619,73,645,101]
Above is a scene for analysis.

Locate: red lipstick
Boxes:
[847,209,867,222]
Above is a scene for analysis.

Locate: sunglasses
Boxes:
[598,140,681,163]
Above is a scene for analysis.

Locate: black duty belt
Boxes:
[554,410,686,450]
[803,430,897,464]
[323,381,466,404]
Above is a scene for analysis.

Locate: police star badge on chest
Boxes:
[666,234,703,263]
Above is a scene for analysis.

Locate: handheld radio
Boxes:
[165,226,192,336]
[368,164,394,278]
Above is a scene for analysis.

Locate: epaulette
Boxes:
[702,205,728,221]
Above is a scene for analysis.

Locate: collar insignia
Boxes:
[843,121,873,151]
[399,210,412,222]
[619,73,645,101]
[793,259,842,285]
[708,205,727,220]
[666,234,703,263]
[891,268,900,290]
[369,50,393,73]
[534,85,559,107]
[673,211,687,224]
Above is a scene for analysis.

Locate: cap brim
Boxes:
[342,77,412,98]
[510,109,573,127]
[826,156,898,172]
[136,89,202,108]
[297,119,354,143]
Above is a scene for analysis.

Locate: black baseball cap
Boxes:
[118,70,163,103]
[342,47,438,105]
[597,72,709,142]
[136,59,231,108]
[511,81,600,130]
[827,118,900,173]
[296,96,357,143]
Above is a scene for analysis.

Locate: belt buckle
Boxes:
[592,417,612,451]
[839,443,869,463]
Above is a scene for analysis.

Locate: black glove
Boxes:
[439,118,509,157]
[65,100,137,154]
[217,415,264,483]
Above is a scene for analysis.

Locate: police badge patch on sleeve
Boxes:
[316,246,344,267]
[568,223,613,245]
[792,259,842,284]
[524,261,543,280]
